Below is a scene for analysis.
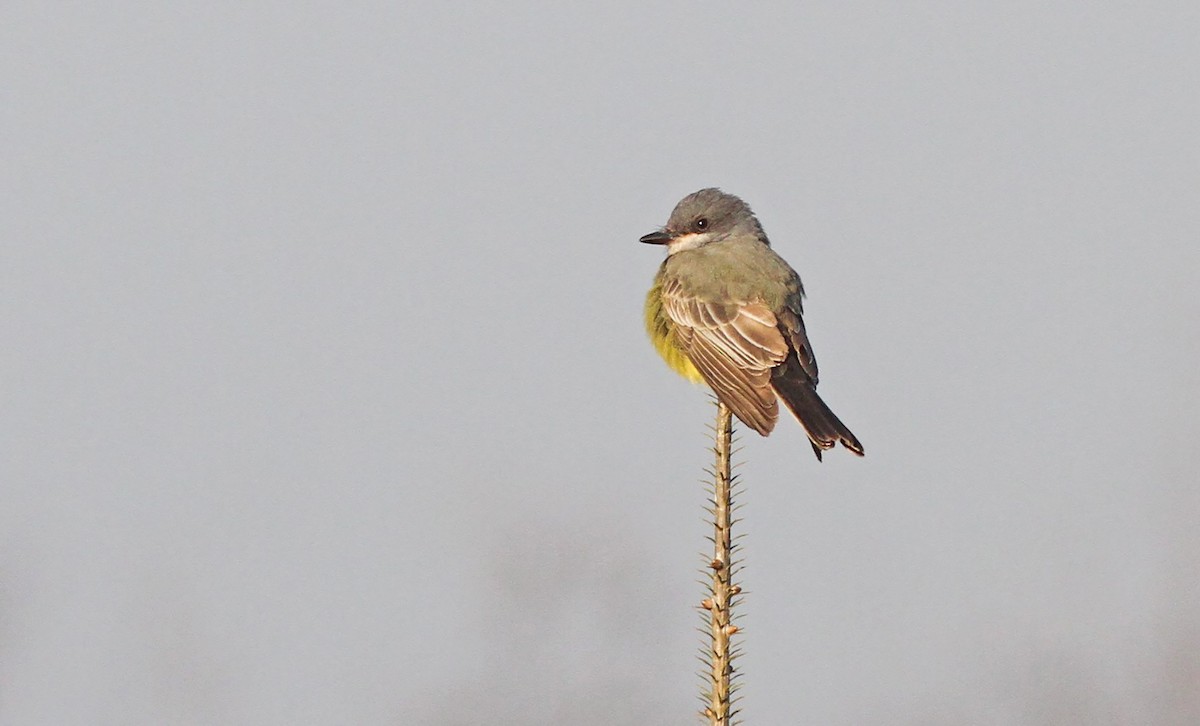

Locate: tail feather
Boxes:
[771,358,864,461]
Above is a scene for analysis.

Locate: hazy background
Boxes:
[3,2,1198,724]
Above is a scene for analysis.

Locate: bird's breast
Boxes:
[644,278,704,383]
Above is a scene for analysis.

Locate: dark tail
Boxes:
[771,357,864,461]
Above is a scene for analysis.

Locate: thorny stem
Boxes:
[703,401,739,725]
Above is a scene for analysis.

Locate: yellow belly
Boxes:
[645,281,704,383]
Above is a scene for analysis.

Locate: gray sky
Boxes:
[3,2,1198,724]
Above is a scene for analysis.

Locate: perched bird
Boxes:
[641,188,863,460]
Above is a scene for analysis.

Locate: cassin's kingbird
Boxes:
[641,188,863,460]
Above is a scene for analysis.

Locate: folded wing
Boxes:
[660,277,789,435]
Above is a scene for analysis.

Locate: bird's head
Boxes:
[639,188,766,255]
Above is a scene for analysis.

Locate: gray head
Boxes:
[639,188,768,255]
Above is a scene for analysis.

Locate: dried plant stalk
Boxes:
[700,400,741,725]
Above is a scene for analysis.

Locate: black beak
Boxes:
[639,230,673,245]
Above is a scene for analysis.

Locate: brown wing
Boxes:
[660,276,789,435]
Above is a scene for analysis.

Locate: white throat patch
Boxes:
[666,232,713,255]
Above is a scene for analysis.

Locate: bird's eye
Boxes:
[695,218,708,230]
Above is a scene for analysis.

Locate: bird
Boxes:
[641,188,863,460]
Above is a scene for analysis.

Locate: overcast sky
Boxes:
[3,3,1198,724]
